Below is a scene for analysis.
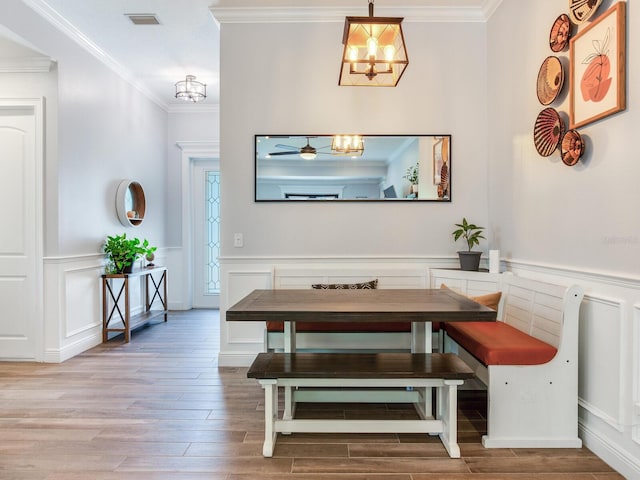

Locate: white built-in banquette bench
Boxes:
[263,265,585,450]
[432,268,584,449]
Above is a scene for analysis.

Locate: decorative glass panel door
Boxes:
[192,160,220,308]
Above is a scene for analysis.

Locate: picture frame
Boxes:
[432,136,449,186]
[569,2,626,129]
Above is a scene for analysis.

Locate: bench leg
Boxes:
[261,380,278,457]
[437,380,463,458]
[282,385,294,434]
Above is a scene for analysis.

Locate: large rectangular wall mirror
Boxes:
[255,134,451,202]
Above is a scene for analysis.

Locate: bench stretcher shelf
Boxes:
[248,352,474,459]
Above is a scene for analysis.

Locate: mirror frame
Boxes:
[254,134,452,202]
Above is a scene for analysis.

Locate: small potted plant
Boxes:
[103,233,155,274]
[452,217,485,271]
[403,164,419,195]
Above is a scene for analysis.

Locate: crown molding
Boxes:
[210,1,504,24]
[0,56,54,73]
[176,140,220,156]
[21,0,170,111]
[482,0,504,20]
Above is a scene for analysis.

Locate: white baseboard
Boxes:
[168,301,189,311]
[580,421,640,479]
[44,332,102,363]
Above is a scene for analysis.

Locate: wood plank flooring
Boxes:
[0,309,625,479]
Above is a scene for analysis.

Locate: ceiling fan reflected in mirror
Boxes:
[268,137,331,160]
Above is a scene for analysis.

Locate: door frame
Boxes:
[177,141,220,310]
[191,160,221,308]
[0,98,44,360]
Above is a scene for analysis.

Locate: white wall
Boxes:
[0,0,169,361]
[487,0,640,477]
[166,108,220,310]
[219,20,489,259]
[1,0,167,256]
[167,109,220,246]
[217,3,640,477]
[216,18,490,359]
[487,0,638,276]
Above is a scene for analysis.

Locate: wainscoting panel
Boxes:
[275,264,429,289]
[44,255,104,362]
[578,294,624,431]
[43,252,168,363]
[221,268,272,363]
[62,264,102,338]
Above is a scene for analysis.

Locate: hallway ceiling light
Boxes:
[175,75,207,103]
[339,0,409,87]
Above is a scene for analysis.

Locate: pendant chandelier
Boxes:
[332,135,365,156]
[175,75,207,103]
[339,0,409,87]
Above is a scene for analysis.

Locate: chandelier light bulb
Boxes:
[367,36,378,57]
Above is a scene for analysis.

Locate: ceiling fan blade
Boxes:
[268,151,299,156]
[274,144,300,150]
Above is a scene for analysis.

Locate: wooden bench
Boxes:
[431,270,585,449]
[247,352,474,458]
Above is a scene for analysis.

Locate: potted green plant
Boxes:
[103,233,156,274]
[403,164,419,195]
[452,217,485,271]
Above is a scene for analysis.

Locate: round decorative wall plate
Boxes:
[536,56,564,105]
[568,0,603,24]
[534,107,564,157]
[549,14,571,52]
[561,129,585,166]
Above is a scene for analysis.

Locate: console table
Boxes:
[101,266,167,342]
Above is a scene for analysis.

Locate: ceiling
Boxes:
[20,0,494,111]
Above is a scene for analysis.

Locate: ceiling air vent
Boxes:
[125,14,161,25]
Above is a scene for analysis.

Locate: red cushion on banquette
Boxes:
[444,321,557,366]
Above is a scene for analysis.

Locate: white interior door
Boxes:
[192,159,220,308]
[0,100,43,360]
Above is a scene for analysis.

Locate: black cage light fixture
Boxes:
[339,0,409,87]
[175,74,207,103]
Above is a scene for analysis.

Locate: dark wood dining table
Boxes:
[226,287,497,353]
[227,287,498,437]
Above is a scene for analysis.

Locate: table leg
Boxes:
[412,321,433,418]
[282,321,296,425]
[411,321,432,353]
[283,321,296,353]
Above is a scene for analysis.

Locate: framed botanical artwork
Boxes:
[569,2,626,129]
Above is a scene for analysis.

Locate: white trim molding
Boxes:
[175,141,220,312]
[211,1,504,24]
[0,57,54,73]
[21,0,168,110]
